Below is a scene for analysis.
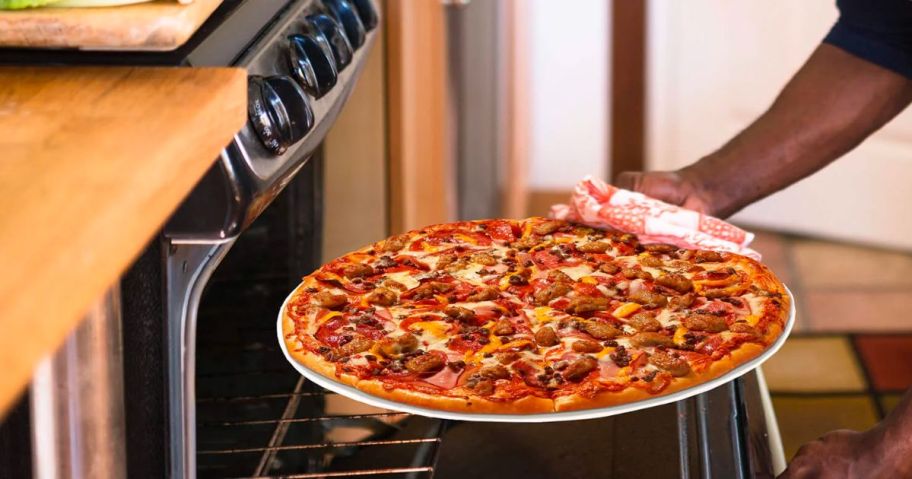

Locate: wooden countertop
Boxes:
[0,0,222,51]
[0,66,247,415]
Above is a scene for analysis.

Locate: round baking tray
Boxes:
[277,286,795,422]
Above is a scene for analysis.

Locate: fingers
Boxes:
[614,171,642,191]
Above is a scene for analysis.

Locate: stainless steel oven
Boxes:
[0,1,786,477]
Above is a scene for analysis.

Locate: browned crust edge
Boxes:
[554,342,768,411]
[280,218,793,416]
[355,380,555,414]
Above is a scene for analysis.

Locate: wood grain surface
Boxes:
[385,0,454,233]
[0,0,222,51]
[0,66,246,415]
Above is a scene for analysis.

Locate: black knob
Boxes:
[307,14,353,71]
[351,0,378,31]
[247,75,314,155]
[289,34,338,98]
[322,0,366,49]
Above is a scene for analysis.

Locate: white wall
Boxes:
[646,0,912,250]
[525,0,609,190]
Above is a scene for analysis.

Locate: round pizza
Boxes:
[281,217,789,414]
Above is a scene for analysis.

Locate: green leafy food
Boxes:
[0,0,62,9]
[49,0,153,5]
[0,0,153,8]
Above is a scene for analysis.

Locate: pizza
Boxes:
[281,217,789,414]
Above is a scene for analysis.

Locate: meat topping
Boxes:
[610,345,631,367]
[729,322,759,337]
[534,282,572,306]
[496,351,521,364]
[649,350,691,377]
[683,313,728,333]
[534,326,560,347]
[669,293,695,310]
[571,339,603,353]
[411,281,454,300]
[656,273,693,293]
[492,319,516,336]
[629,332,675,348]
[577,241,610,253]
[444,305,476,322]
[582,321,620,340]
[378,234,409,252]
[532,220,563,236]
[548,269,574,283]
[480,364,510,380]
[338,337,374,357]
[405,353,446,374]
[378,334,419,358]
[565,296,610,315]
[694,250,724,263]
[599,261,621,274]
[366,287,397,306]
[472,252,498,266]
[627,289,668,309]
[342,263,374,279]
[628,312,662,332]
[467,286,501,302]
[643,243,677,254]
[313,291,348,310]
[563,357,598,382]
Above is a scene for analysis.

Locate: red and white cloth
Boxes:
[550,176,761,260]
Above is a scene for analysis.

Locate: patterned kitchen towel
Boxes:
[550,176,761,260]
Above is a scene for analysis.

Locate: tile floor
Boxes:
[753,230,912,459]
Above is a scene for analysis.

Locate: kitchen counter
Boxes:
[0,0,223,51]
[0,66,246,415]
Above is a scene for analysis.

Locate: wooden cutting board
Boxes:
[0,0,222,51]
[0,66,246,415]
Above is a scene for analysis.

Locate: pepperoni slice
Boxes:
[532,250,561,269]
[487,220,519,242]
[315,317,348,347]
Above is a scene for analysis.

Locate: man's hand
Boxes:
[614,44,912,223]
[779,427,912,479]
[614,169,723,217]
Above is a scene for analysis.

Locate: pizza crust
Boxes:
[279,218,792,416]
[553,343,767,411]
[355,380,556,414]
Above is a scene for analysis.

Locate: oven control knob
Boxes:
[322,0,366,49]
[288,34,338,98]
[307,14,353,71]
[247,75,314,155]
[351,0,378,31]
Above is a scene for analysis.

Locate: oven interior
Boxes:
[190,152,442,478]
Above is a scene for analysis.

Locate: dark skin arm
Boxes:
[617,44,912,478]
[617,43,912,218]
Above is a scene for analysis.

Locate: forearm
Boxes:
[685,43,912,218]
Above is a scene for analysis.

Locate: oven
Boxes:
[0,1,786,477]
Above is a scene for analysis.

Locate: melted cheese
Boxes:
[559,264,592,281]
[655,308,674,327]
[409,321,449,339]
[673,326,688,346]
[534,306,554,324]
[451,263,486,284]
[384,271,420,290]
[612,302,641,318]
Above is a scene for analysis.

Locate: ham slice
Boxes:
[421,352,466,389]
[422,366,463,389]
[598,360,620,379]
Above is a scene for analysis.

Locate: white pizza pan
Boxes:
[277,286,795,422]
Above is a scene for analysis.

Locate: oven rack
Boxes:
[195,281,448,479]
